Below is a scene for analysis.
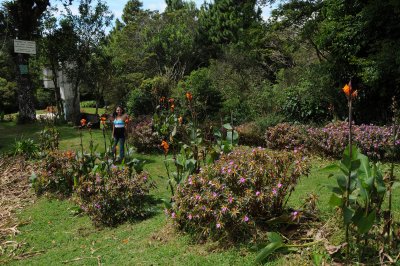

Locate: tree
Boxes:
[62,0,113,123]
[2,0,50,122]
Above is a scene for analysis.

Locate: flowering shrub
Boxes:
[126,117,161,152]
[170,147,310,241]
[76,166,156,226]
[236,122,265,147]
[32,150,77,196]
[265,123,309,150]
[307,121,348,158]
[266,122,399,160]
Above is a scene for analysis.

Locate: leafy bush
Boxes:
[75,166,156,226]
[236,122,264,147]
[126,117,161,153]
[265,123,309,150]
[170,146,310,242]
[39,126,60,151]
[11,138,39,158]
[31,151,77,196]
[80,100,97,108]
[254,114,286,132]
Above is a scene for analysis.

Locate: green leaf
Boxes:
[343,206,354,225]
[327,185,343,194]
[255,234,284,264]
[223,123,233,130]
[329,193,343,207]
[336,175,347,191]
[312,253,324,266]
[319,164,340,173]
[356,210,376,234]
[161,198,172,209]
[268,232,283,243]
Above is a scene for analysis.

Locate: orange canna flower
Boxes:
[65,150,74,159]
[100,116,107,121]
[351,90,358,98]
[178,116,183,124]
[161,140,169,154]
[160,96,166,103]
[168,98,174,103]
[80,118,87,126]
[170,104,175,112]
[125,116,130,124]
[342,84,351,96]
[185,92,193,101]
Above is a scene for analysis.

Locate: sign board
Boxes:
[14,39,36,55]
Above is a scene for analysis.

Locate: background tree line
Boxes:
[0,0,399,126]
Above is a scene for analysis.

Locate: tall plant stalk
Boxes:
[342,81,357,259]
[388,97,399,247]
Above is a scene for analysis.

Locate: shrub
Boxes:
[75,166,156,226]
[267,122,399,160]
[307,121,349,158]
[127,117,161,153]
[39,126,60,151]
[171,146,310,242]
[32,150,77,196]
[265,123,309,150]
[236,122,264,147]
[11,138,39,158]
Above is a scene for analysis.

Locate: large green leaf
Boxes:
[223,123,233,130]
[255,232,284,263]
[343,206,354,225]
[329,193,343,207]
[356,210,376,234]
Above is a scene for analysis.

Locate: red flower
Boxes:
[80,119,87,126]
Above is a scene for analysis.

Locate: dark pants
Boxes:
[112,137,125,160]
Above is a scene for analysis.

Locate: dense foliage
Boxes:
[170,146,310,241]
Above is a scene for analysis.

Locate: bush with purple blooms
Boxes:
[169,146,310,242]
[126,116,161,152]
[75,166,156,226]
[265,122,399,160]
[265,123,309,151]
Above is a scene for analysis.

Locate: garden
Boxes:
[1,0,400,265]
[0,84,399,265]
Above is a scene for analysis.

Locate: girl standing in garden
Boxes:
[112,106,129,162]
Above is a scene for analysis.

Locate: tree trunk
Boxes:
[15,53,36,123]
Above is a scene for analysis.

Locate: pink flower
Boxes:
[256,191,260,196]
[216,223,221,229]
[188,214,192,220]
[221,206,228,213]
[277,183,282,188]
[228,196,234,204]
[272,188,277,195]
[239,177,246,183]
[243,216,249,222]
[171,212,176,218]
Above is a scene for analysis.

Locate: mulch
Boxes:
[0,156,37,260]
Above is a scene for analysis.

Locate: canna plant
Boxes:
[323,81,386,259]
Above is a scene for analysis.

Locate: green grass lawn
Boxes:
[1,122,399,265]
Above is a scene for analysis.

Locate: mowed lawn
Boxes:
[0,120,399,265]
